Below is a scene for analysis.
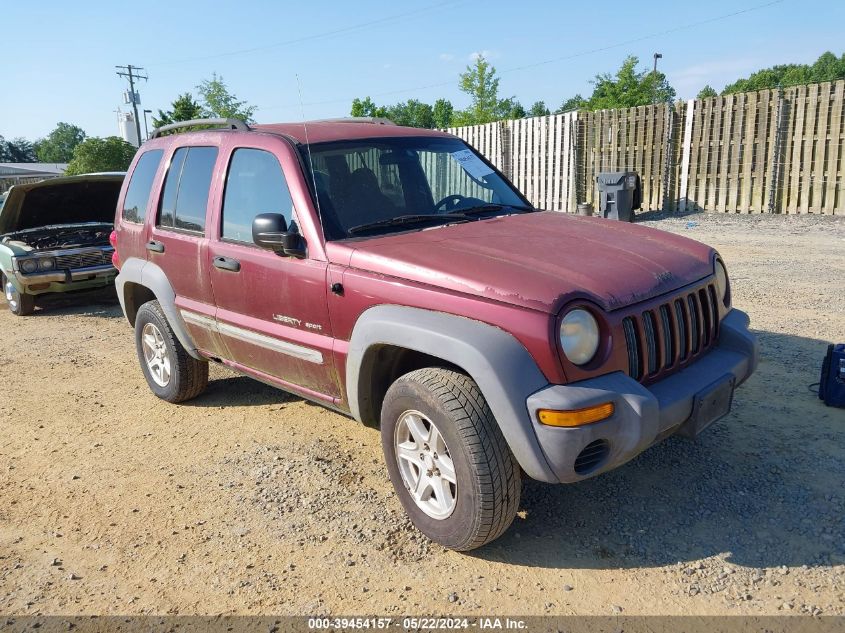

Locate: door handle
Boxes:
[146,240,165,253]
[213,256,241,272]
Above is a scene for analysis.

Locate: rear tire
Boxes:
[3,274,35,316]
[134,300,208,403]
[381,368,521,551]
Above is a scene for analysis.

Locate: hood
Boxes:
[0,173,124,235]
[341,212,716,314]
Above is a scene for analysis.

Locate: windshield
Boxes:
[301,137,530,240]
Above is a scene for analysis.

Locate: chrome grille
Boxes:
[623,284,719,382]
[54,249,112,270]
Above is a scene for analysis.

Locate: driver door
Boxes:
[207,139,339,401]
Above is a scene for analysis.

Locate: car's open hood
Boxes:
[0,173,124,235]
[336,211,716,314]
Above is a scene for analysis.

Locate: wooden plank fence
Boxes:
[447,79,845,215]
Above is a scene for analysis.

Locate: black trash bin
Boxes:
[595,171,642,222]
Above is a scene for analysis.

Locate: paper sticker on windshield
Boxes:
[451,149,494,180]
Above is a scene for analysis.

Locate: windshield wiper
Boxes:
[448,204,534,217]
[347,214,471,236]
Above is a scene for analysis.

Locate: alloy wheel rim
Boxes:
[4,280,19,311]
[141,323,171,387]
[394,409,457,520]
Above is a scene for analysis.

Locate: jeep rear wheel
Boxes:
[135,300,208,403]
[381,368,521,551]
[3,275,35,316]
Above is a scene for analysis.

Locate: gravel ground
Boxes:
[0,211,843,616]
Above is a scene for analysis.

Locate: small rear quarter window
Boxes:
[122,149,164,223]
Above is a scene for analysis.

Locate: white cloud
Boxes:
[439,53,455,62]
[468,49,497,61]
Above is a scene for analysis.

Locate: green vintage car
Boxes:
[0,173,124,315]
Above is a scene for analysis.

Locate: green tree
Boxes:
[152,93,204,128]
[34,123,86,163]
[65,137,136,176]
[1,137,37,162]
[457,55,501,124]
[585,55,676,110]
[495,97,526,120]
[555,95,586,113]
[350,96,390,118]
[432,98,454,128]
[722,51,845,94]
[386,99,434,128]
[196,74,257,122]
[697,85,718,99]
[528,101,550,117]
[810,51,845,82]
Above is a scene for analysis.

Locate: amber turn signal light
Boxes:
[538,402,615,427]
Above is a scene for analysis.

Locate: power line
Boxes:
[259,0,785,112]
[147,0,462,68]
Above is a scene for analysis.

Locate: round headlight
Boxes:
[20,259,38,274]
[560,309,600,365]
[715,260,729,304]
[39,258,56,271]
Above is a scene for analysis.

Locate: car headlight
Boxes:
[20,258,38,274]
[715,260,729,304]
[39,258,56,271]
[560,309,600,365]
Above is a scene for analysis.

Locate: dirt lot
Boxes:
[1,212,843,617]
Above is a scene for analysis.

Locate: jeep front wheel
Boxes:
[380,368,521,551]
[134,300,208,403]
[3,275,35,316]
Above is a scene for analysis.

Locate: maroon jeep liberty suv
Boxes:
[113,117,758,550]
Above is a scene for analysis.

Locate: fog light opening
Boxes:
[574,439,610,475]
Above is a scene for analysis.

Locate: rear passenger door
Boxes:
[207,140,339,401]
[148,144,227,357]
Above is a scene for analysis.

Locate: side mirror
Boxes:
[252,213,306,258]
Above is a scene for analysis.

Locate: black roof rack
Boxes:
[150,118,250,139]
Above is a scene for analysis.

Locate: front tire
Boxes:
[3,274,35,316]
[134,300,208,403]
[381,368,521,551]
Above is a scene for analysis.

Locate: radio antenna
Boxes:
[296,74,324,236]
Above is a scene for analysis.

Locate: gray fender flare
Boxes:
[346,305,557,482]
[115,257,201,359]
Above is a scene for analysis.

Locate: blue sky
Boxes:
[2,0,843,142]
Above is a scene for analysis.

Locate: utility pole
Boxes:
[652,53,663,105]
[115,65,148,146]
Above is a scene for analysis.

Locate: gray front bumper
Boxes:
[526,309,758,483]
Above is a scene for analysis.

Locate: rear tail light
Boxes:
[109,231,120,269]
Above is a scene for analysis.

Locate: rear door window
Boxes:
[122,149,163,223]
[221,148,295,243]
[158,146,218,234]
